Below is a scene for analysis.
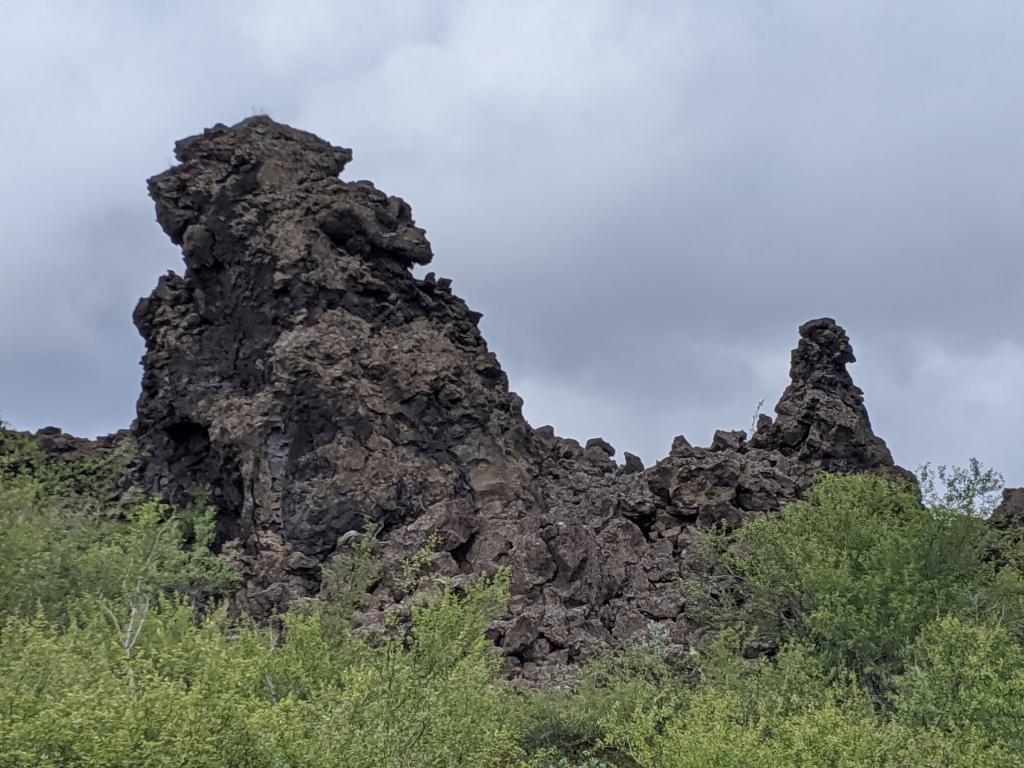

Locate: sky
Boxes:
[1,1,1022,484]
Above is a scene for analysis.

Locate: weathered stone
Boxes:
[711,430,747,452]
[622,452,644,474]
[585,437,615,456]
[670,434,692,456]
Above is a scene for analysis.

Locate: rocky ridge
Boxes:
[80,117,929,674]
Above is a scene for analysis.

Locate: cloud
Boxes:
[1,1,1022,484]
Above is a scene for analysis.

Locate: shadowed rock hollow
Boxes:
[134,116,909,676]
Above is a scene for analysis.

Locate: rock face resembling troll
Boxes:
[134,116,908,677]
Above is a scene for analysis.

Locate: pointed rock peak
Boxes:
[991,488,1024,528]
[752,318,896,473]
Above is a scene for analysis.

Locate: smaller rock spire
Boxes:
[991,488,1024,528]
[751,318,895,473]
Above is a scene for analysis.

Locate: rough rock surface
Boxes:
[135,116,908,674]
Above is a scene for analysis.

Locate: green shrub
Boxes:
[249,574,520,768]
[4,445,1024,766]
[0,477,237,626]
[724,474,1012,684]
[0,433,522,766]
[896,616,1024,750]
[918,458,1004,517]
[0,426,133,509]
[599,642,1019,768]
[0,575,520,767]
[511,631,677,762]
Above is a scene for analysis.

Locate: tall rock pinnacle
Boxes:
[134,117,906,675]
[750,317,895,472]
[135,116,538,612]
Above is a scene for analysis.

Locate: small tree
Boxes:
[918,458,1004,518]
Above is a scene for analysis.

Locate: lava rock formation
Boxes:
[133,116,912,674]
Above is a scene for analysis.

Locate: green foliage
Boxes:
[603,686,1015,767]
[723,473,1019,685]
[512,629,677,762]
[317,526,383,637]
[896,616,1024,750]
[399,531,442,590]
[0,477,237,626]
[0,426,133,509]
[250,575,519,768]
[0,438,520,766]
[598,641,1019,768]
[0,576,519,766]
[571,470,1024,766]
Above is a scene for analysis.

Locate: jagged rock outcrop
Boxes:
[134,116,907,674]
[135,117,540,617]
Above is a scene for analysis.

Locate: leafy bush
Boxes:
[511,630,677,762]
[723,473,1020,685]
[0,576,519,767]
[918,458,1004,517]
[0,476,237,626]
[599,641,1019,768]
[604,686,1015,767]
[896,616,1024,750]
[0,438,521,766]
[0,426,133,509]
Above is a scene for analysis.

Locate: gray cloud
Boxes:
[1,1,1022,483]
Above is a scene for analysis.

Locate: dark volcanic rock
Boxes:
[135,117,908,675]
[135,116,539,611]
[750,318,894,470]
[991,488,1024,528]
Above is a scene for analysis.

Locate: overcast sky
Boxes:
[1,1,1022,484]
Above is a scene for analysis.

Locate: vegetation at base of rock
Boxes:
[3,456,1024,766]
[717,473,1024,688]
[0,425,134,510]
[0,476,236,627]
